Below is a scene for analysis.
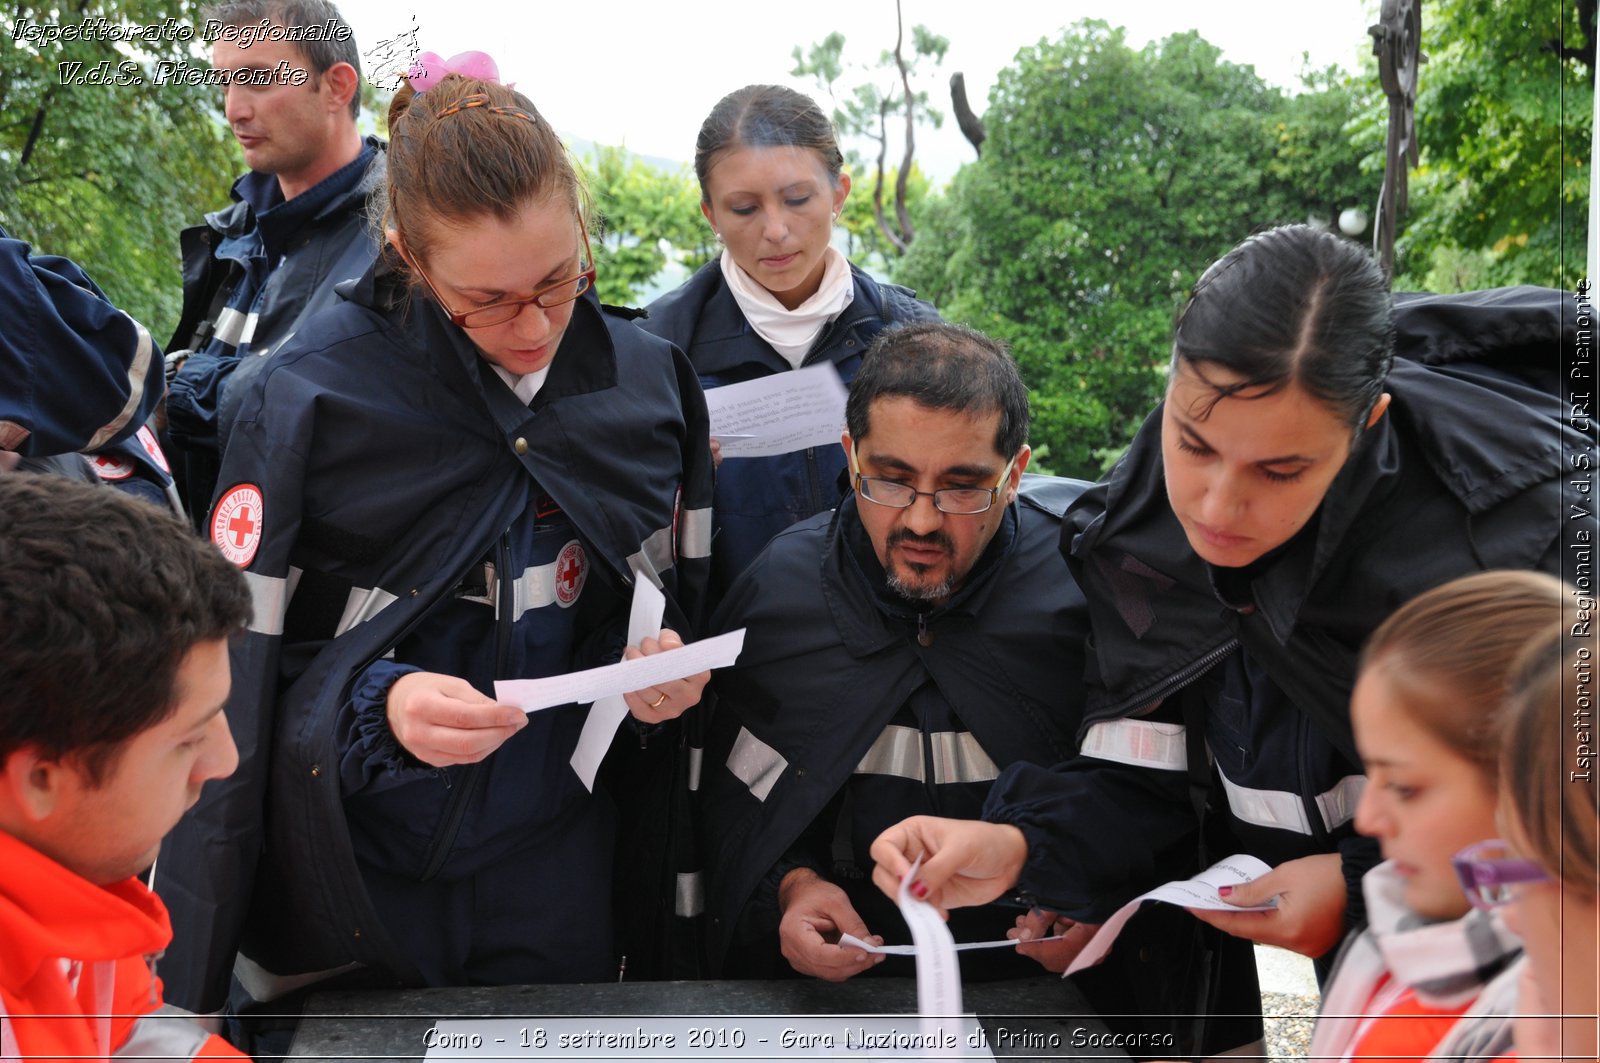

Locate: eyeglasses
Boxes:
[411,217,596,329]
[849,443,1018,515]
[1452,839,1552,910]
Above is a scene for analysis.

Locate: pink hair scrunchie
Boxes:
[406,50,501,93]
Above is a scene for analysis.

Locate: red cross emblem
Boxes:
[136,426,171,474]
[210,484,264,567]
[91,454,134,481]
[554,539,587,607]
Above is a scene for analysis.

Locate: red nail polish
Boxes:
[911,881,929,899]
[1218,885,1233,897]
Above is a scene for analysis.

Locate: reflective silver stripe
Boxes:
[675,871,705,918]
[854,725,924,781]
[0,420,29,451]
[335,585,400,637]
[930,731,999,785]
[511,560,559,621]
[1315,774,1366,831]
[727,727,786,802]
[245,570,289,636]
[1218,768,1368,835]
[1218,766,1311,833]
[212,306,259,348]
[116,1004,210,1060]
[687,744,703,792]
[1080,718,1188,771]
[233,952,363,1005]
[678,506,713,560]
[84,314,155,451]
[626,524,676,584]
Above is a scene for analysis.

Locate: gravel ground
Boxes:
[1257,946,1319,1061]
[1262,990,1320,1062]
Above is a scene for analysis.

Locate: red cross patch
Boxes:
[211,484,264,567]
[91,454,134,481]
[135,426,171,474]
[554,539,588,608]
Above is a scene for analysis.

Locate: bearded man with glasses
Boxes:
[699,322,1093,983]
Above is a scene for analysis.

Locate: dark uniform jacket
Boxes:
[702,476,1089,974]
[164,139,384,523]
[643,260,938,596]
[0,228,161,459]
[155,257,714,1015]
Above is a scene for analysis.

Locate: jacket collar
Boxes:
[204,135,385,237]
[823,493,1019,658]
[648,259,888,377]
[0,831,171,989]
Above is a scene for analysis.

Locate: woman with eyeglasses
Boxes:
[643,84,938,601]
[1494,626,1599,1063]
[870,226,1577,1052]
[1300,571,1564,1063]
[155,56,715,1039]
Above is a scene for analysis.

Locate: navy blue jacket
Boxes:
[0,229,161,458]
[155,256,714,1012]
[701,476,1089,974]
[642,260,938,597]
[984,289,1581,937]
[164,139,383,524]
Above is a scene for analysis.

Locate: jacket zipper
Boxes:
[418,530,512,882]
[1297,711,1332,845]
[1086,636,1240,728]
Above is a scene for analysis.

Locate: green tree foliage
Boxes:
[895,22,1379,478]
[2,0,239,337]
[581,145,713,307]
[1397,0,1593,289]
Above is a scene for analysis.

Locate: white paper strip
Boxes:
[1064,853,1277,976]
[897,856,963,1057]
[495,629,745,714]
[837,931,1069,956]
[569,572,666,792]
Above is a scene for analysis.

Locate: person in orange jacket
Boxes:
[0,473,251,1060]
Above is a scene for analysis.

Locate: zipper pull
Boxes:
[916,611,932,648]
[617,955,627,983]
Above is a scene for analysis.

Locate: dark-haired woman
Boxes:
[870,224,1579,1055]
[155,54,714,1037]
[644,84,938,599]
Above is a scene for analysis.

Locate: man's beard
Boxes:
[884,529,956,603]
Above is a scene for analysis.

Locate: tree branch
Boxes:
[892,0,916,246]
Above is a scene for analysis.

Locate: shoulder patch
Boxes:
[554,539,588,607]
[91,454,135,481]
[211,483,264,567]
[135,426,171,474]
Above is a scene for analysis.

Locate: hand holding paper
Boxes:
[1064,854,1278,976]
[1184,851,1344,957]
[777,869,885,981]
[621,629,707,725]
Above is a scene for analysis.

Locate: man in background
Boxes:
[164,0,382,523]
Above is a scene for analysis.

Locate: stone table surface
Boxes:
[288,977,1131,1062]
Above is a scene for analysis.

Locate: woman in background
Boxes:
[1492,624,1599,1063]
[644,84,938,598]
